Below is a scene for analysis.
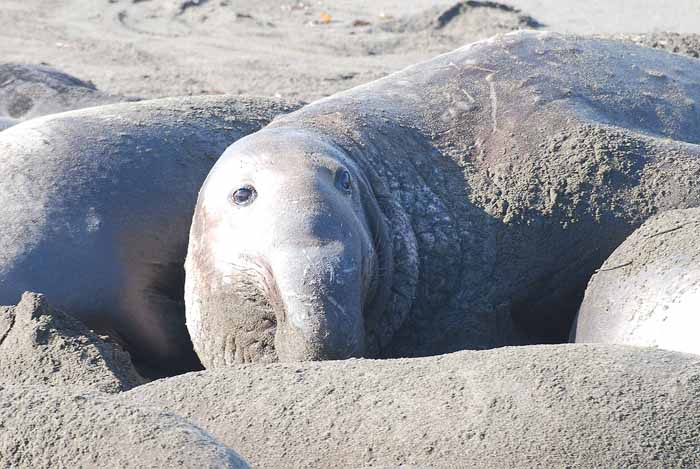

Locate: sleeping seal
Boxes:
[0,95,299,374]
[186,31,700,368]
[572,208,700,355]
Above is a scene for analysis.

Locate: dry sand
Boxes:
[125,344,700,468]
[1,383,249,467]
[0,292,144,392]
[1,0,699,103]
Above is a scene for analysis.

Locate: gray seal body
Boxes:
[0,95,298,374]
[187,32,700,367]
[572,208,700,354]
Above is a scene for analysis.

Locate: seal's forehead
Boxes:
[219,128,348,170]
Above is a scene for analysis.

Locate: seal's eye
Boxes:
[335,169,352,194]
[231,186,257,206]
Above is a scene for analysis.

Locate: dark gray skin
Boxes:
[0,95,299,375]
[572,208,700,355]
[187,31,700,367]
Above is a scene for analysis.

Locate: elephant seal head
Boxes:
[185,128,394,367]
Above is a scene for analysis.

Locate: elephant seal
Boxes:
[572,208,700,354]
[186,31,700,368]
[0,95,299,375]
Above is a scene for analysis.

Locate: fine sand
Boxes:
[1,0,699,102]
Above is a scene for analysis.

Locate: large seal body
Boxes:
[0,95,298,374]
[572,208,700,354]
[187,32,700,367]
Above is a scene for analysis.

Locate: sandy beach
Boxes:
[1,0,698,102]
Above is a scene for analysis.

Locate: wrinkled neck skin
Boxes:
[296,117,468,357]
[185,126,420,366]
[269,108,515,358]
[311,126,424,356]
[267,111,483,357]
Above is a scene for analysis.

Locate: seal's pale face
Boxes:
[185,130,388,366]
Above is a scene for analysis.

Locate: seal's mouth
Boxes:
[231,257,286,321]
[223,257,284,364]
[223,240,388,363]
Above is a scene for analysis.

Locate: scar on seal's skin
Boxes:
[646,222,700,238]
[595,261,633,273]
[486,72,498,133]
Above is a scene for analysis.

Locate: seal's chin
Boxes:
[188,237,379,366]
[233,238,388,362]
[223,262,283,364]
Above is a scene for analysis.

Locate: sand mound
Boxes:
[0,383,249,468]
[382,1,542,34]
[0,292,144,393]
[338,1,544,57]
[124,344,700,468]
[0,63,124,120]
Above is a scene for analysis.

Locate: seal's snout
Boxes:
[270,240,367,361]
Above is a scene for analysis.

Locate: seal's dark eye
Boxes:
[336,169,352,193]
[231,186,256,206]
